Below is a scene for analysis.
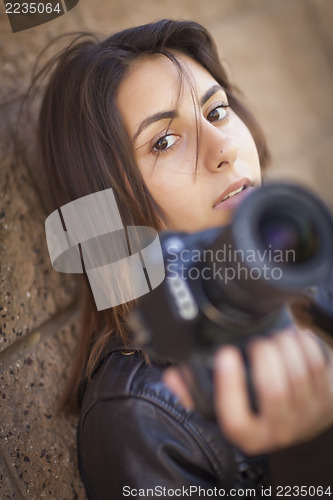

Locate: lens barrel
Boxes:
[206,183,333,316]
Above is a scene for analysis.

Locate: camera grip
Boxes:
[182,348,259,422]
[179,354,215,420]
[241,348,259,414]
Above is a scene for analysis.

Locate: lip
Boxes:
[214,185,255,211]
[212,178,252,208]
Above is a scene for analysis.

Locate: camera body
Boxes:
[130,183,333,417]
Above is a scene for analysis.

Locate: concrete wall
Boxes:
[1,0,332,497]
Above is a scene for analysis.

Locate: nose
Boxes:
[199,119,238,173]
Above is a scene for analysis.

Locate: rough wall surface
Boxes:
[0,0,332,498]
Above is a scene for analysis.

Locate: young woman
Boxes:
[38,20,333,499]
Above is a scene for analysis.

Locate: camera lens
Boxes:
[259,209,319,263]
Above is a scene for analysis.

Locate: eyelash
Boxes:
[152,134,180,154]
[151,102,230,154]
[206,102,229,123]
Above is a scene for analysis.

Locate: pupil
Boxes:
[156,137,167,150]
[209,109,219,121]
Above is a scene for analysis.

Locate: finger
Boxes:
[274,330,316,417]
[249,338,295,447]
[214,346,268,453]
[163,367,195,409]
[297,330,333,408]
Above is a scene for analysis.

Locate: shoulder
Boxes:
[81,349,177,411]
[80,349,226,470]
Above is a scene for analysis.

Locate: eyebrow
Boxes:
[133,84,225,142]
[133,110,178,142]
[200,84,225,107]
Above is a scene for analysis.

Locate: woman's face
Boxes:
[117,53,262,232]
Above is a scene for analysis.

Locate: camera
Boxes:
[130,183,333,418]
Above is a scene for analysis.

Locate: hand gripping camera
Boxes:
[130,183,333,418]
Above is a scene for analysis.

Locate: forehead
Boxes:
[116,53,219,135]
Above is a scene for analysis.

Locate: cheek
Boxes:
[137,151,195,203]
[141,168,198,223]
[145,174,188,208]
[237,119,260,159]
[232,120,262,178]
[139,167,175,209]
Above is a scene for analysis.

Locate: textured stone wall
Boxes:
[0,0,332,498]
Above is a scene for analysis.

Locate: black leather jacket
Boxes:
[78,348,333,500]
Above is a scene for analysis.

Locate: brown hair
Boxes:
[38,19,270,413]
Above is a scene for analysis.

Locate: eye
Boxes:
[152,134,180,152]
[207,104,228,123]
